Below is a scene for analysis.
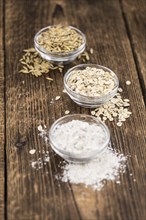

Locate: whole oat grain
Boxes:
[37,25,83,53]
[19,48,64,77]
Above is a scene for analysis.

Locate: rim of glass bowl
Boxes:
[34,25,86,57]
[49,114,110,160]
[64,64,119,101]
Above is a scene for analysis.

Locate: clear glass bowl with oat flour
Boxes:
[49,114,110,163]
[64,64,119,108]
[34,25,86,65]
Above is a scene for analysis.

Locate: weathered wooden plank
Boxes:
[0,0,5,219]
[5,1,82,219]
[5,0,145,220]
[120,0,146,101]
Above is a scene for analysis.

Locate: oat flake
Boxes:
[91,93,132,125]
[67,67,116,97]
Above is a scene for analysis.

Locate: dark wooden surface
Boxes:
[0,0,5,219]
[0,0,146,219]
[121,0,146,100]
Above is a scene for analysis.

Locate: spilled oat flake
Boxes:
[91,92,132,126]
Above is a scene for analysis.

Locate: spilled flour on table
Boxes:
[30,125,50,170]
[35,125,130,190]
[56,147,127,190]
[30,149,50,170]
[37,125,49,143]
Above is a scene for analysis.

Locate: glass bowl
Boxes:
[34,25,86,65]
[49,114,110,163]
[64,64,119,108]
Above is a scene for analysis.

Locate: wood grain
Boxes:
[3,0,146,219]
[0,0,5,219]
[120,0,146,102]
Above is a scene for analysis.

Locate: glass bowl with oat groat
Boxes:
[34,25,86,65]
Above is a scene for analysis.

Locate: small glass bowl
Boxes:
[34,25,86,65]
[49,114,110,163]
[64,64,119,108]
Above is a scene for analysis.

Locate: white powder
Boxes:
[31,159,43,170]
[52,120,107,154]
[57,147,127,190]
[37,124,129,191]
[38,125,48,143]
[31,151,50,170]
[30,126,50,170]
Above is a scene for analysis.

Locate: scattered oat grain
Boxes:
[126,80,131,85]
[19,48,64,77]
[29,149,36,155]
[65,110,70,115]
[78,51,90,62]
[55,96,61,101]
[90,48,94,54]
[118,88,123,92]
[46,77,53,81]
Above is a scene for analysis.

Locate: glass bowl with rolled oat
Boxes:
[34,25,86,64]
[64,64,119,108]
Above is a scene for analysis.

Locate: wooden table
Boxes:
[0,0,145,219]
